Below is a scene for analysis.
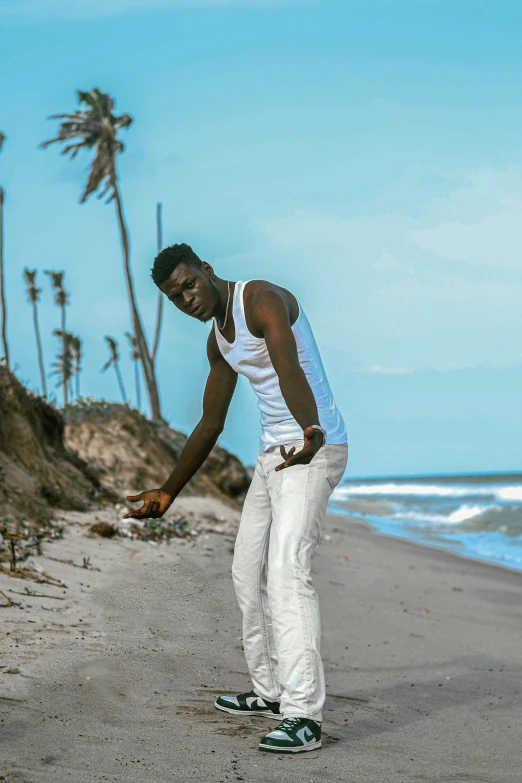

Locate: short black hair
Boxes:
[151,243,204,287]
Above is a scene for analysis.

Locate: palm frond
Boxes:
[70,335,83,372]
[44,270,64,289]
[56,289,68,307]
[125,331,140,361]
[24,272,42,304]
[70,335,82,353]
[51,329,75,386]
[0,131,5,152]
[44,271,68,308]
[41,88,133,204]
[101,335,119,373]
[104,335,119,357]
[81,149,110,203]
[23,268,37,285]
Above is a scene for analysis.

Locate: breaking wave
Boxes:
[329,473,522,570]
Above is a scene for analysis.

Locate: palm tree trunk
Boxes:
[114,361,127,402]
[0,187,9,368]
[61,306,68,405]
[76,368,80,398]
[134,359,141,410]
[152,202,163,363]
[112,181,163,422]
[32,300,47,398]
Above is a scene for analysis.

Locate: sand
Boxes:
[1,498,521,783]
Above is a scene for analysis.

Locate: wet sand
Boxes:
[1,500,521,782]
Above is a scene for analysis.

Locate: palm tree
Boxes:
[101,335,127,402]
[44,270,69,404]
[70,334,83,399]
[50,329,75,405]
[41,88,164,423]
[125,330,141,409]
[0,131,9,368]
[151,202,163,364]
[23,269,47,398]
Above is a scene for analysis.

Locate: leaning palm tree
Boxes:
[151,202,163,364]
[41,88,164,422]
[23,269,47,397]
[44,270,69,404]
[101,335,127,403]
[0,131,9,368]
[50,329,75,406]
[70,334,83,399]
[125,330,141,409]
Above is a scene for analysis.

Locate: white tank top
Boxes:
[213,280,348,452]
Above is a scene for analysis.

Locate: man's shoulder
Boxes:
[244,279,279,298]
[245,280,299,331]
[245,279,294,309]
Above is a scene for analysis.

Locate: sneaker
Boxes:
[214,689,282,718]
[258,717,322,753]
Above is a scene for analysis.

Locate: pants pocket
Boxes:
[325,444,348,490]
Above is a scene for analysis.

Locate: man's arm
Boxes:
[159,330,238,498]
[124,330,238,518]
[251,287,323,468]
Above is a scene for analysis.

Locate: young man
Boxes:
[125,243,348,754]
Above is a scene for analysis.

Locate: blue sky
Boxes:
[1,0,521,475]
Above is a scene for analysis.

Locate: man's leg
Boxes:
[231,450,280,702]
[264,439,348,723]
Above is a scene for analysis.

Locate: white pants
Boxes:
[231,438,348,723]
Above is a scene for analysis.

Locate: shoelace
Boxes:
[277,717,303,732]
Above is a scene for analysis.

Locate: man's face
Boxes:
[159,262,220,324]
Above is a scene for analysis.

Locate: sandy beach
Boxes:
[1,498,521,783]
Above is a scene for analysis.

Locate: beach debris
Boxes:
[0,589,21,607]
[0,515,65,571]
[44,554,100,572]
[0,516,69,585]
[89,521,117,538]
[1,566,67,587]
[8,587,66,601]
[120,514,198,543]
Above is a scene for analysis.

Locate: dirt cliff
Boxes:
[0,367,115,525]
[0,367,251,525]
[63,398,251,510]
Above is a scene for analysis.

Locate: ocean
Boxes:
[328,472,522,571]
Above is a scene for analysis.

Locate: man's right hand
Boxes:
[123,489,174,520]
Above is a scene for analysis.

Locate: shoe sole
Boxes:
[214,702,282,719]
[258,740,322,753]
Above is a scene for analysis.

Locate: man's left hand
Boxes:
[275,425,323,471]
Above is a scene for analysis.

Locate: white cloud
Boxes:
[357,365,413,376]
[244,167,522,372]
[0,0,317,21]
[408,169,522,271]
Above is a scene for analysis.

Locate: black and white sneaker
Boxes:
[259,717,322,753]
[214,689,282,718]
